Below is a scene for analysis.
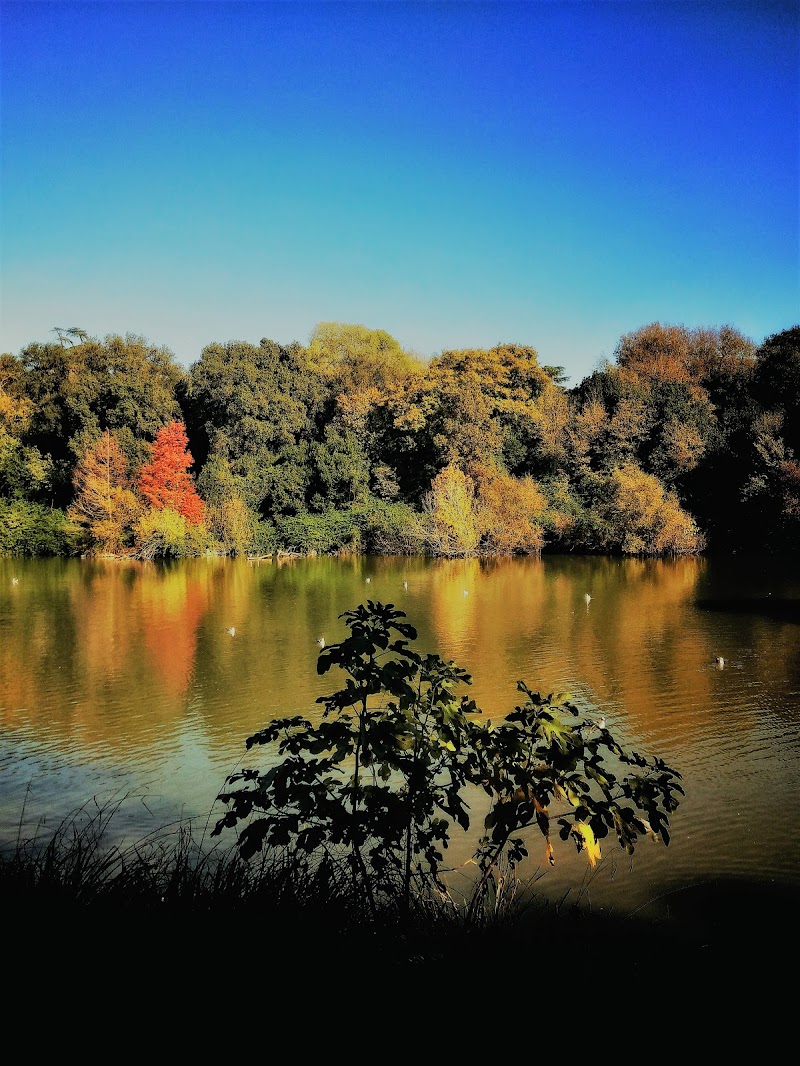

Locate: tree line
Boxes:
[1,320,797,558]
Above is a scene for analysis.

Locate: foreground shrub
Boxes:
[213,601,683,922]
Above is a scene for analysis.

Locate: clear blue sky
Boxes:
[1,1,797,384]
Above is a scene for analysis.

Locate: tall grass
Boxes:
[0,794,566,973]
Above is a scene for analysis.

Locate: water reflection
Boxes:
[1,552,799,919]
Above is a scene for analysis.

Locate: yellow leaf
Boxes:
[572,823,602,868]
[545,838,555,867]
[639,817,657,841]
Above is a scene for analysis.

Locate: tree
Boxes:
[213,602,683,923]
[52,326,89,347]
[596,463,705,555]
[0,369,54,502]
[752,326,800,457]
[420,344,556,480]
[137,421,205,525]
[312,425,372,509]
[18,332,184,505]
[475,467,547,554]
[67,431,141,553]
[422,463,479,556]
[307,321,423,396]
[182,338,324,518]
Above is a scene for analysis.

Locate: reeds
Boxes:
[0,793,559,974]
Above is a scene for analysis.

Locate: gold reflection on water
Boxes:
[421,555,718,744]
[1,553,799,770]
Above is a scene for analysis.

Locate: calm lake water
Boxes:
[1,551,799,923]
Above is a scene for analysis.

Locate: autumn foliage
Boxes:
[3,320,799,558]
[137,421,205,526]
[68,431,141,554]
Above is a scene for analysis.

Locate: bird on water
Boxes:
[714,655,725,668]
[317,637,326,648]
[226,627,236,637]
[584,592,592,605]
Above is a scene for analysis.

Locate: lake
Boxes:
[1,551,799,926]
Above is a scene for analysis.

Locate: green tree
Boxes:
[213,602,683,922]
[183,338,325,518]
[304,324,424,512]
[377,344,564,503]
[17,332,184,505]
[0,366,55,502]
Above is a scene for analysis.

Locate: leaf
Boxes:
[572,822,602,868]
[545,838,555,867]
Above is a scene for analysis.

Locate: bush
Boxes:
[0,499,70,555]
[358,499,423,554]
[213,601,684,923]
[275,509,362,555]
[134,507,189,559]
[597,463,705,555]
[475,469,546,554]
[273,499,421,556]
[421,464,480,556]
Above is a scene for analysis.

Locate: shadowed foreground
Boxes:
[4,857,793,993]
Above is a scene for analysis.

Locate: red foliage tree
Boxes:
[137,420,205,525]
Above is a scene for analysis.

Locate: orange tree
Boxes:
[213,602,683,923]
[137,420,205,525]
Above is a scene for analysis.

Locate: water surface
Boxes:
[1,552,798,922]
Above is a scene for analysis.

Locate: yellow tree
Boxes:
[422,464,479,556]
[474,467,546,554]
[598,463,705,555]
[68,431,141,553]
[307,321,424,395]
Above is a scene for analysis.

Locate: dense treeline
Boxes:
[1,320,797,558]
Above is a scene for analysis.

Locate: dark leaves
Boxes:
[213,600,684,918]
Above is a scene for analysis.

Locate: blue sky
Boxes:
[1,1,797,384]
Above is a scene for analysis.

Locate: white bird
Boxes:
[226,627,236,637]
[11,577,19,585]
[714,655,725,668]
[317,637,326,648]
[403,581,408,589]
[365,577,371,584]
[584,592,592,605]
[463,589,469,596]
